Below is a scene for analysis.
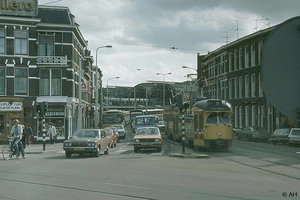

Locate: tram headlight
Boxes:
[134,139,139,143]
[216,132,222,137]
[64,142,71,147]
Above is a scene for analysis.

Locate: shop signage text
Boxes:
[0,0,37,16]
[0,102,22,111]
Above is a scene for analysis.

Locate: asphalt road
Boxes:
[0,126,299,200]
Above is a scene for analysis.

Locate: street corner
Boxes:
[169,152,209,159]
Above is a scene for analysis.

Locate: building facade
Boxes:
[199,26,298,133]
[0,4,96,141]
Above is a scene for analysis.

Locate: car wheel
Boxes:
[247,135,252,142]
[94,147,100,157]
[114,142,116,147]
[110,143,114,148]
[104,146,109,155]
[65,152,72,158]
[288,143,292,147]
[134,147,139,153]
[272,142,277,145]
[157,146,162,152]
[237,135,241,140]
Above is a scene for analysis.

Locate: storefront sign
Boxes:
[0,0,38,16]
[0,102,22,111]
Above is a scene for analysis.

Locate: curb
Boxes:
[169,153,209,158]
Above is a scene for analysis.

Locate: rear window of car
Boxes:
[274,129,289,134]
[73,130,98,138]
[291,129,300,135]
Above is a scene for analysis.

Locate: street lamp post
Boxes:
[156,72,171,109]
[106,77,119,111]
[95,45,112,127]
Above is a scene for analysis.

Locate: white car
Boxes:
[287,128,300,147]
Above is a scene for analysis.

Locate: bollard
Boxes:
[181,113,185,154]
[43,133,45,151]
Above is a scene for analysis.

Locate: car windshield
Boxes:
[73,130,98,138]
[291,129,300,135]
[273,129,289,135]
[251,126,266,131]
[111,125,123,129]
[136,128,159,135]
[104,129,112,135]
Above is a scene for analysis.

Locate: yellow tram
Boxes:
[189,99,233,150]
[165,99,233,150]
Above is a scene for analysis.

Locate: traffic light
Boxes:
[43,101,48,113]
[36,105,41,114]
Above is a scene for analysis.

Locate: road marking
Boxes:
[112,150,128,154]
[151,151,165,156]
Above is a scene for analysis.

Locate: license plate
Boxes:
[74,148,84,150]
[142,142,153,146]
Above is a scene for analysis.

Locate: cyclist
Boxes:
[8,119,25,159]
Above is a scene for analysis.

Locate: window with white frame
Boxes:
[245,106,249,127]
[245,74,249,98]
[239,76,243,98]
[251,43,256,66]
[15,68,28,95]
[251,105,256,126]
[238,48,242,70]
[234,77,238,99]
[0,29,4,54]
[239,106,243,128]
[229,78,233,99]
[0,67,5,95]
[38,34,54,56]
[40,69,62,96]
[244,46,249,68]
[15,30,28,55]
[234,50,238,71]
[234,106,238,128]
[258,72,263,97]
[258,41,263,65]
[251,73,256,97]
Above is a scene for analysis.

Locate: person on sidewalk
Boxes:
[9,119,25,159]
[25,124,33,146]
[47,123,56,145]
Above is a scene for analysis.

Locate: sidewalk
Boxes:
[22,142,63,154]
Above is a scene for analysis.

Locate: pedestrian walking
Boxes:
[47,123,56,144]
[25,124,33,146]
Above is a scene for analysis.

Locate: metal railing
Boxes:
[36,56,67,65]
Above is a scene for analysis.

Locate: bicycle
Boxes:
[2,137,21,160]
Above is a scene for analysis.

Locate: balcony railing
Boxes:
[36,56,67,65]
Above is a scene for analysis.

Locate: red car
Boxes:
[104,127,117,148]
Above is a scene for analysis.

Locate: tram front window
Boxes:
[206,112,230,124]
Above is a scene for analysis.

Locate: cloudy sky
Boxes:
[39,0,300,87]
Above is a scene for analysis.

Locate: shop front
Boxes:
[0,98,24,142]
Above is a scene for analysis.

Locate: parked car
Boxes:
[132,127,162,153]
[233,128,242,136]
[63,129,110,158]
[110,124,126,139]
[269,128,290,145]
[110,126,120,143]
[288,128,300,147]
[157,120,165,132]
[237,126,270,142]
[103,127,117,148]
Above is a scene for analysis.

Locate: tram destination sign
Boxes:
[0,0,38,17]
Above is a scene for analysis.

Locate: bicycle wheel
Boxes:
[2,145,12,160]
